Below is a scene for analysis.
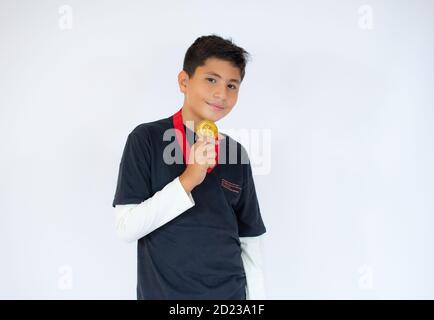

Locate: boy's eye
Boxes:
[206,78,238,90]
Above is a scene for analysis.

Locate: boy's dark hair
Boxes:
[183,34,250,82]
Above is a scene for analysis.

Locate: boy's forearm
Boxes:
[115,176,195,242]
[179,172,196,193]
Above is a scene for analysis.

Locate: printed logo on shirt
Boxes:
[221,179,242,193]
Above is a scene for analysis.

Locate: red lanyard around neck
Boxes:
[172,108,219,173]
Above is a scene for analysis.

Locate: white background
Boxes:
[1,0,433,299]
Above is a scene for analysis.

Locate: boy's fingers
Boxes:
[205,143,215,151]
[196,136,214,145]
[199,135,215,144]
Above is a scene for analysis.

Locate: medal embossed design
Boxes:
[196,120,218,139]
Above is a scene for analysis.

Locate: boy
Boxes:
[112,35,267,300]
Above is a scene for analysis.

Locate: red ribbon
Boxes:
[172,108,219,173]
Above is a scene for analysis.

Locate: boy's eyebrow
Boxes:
[204,72,241,84]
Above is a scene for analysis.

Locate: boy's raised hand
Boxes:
[179,135,216,193]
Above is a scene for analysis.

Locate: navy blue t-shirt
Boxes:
[112,115,266,299]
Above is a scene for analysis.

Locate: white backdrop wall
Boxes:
[1,0,433,299]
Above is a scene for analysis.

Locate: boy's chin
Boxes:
[200,111,224,123]
[202,105,229,121]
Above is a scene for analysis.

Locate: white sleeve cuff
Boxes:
[240,235,266,300]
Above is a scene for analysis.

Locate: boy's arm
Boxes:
[240,235,266,300]
[115,176,195,242]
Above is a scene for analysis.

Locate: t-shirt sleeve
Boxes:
[234,154,267,237]
[112,130,152,208]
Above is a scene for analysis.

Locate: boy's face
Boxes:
[178,57,242,123]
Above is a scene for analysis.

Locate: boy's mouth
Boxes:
[206,101,225,111]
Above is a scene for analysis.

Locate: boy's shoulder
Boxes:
[130,116,173,138]
[218,131,251,165]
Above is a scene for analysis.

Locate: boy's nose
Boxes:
[213,86,227,100]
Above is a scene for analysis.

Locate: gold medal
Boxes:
[196,120,218,139]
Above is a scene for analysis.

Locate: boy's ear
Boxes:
[177,70,189,94]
